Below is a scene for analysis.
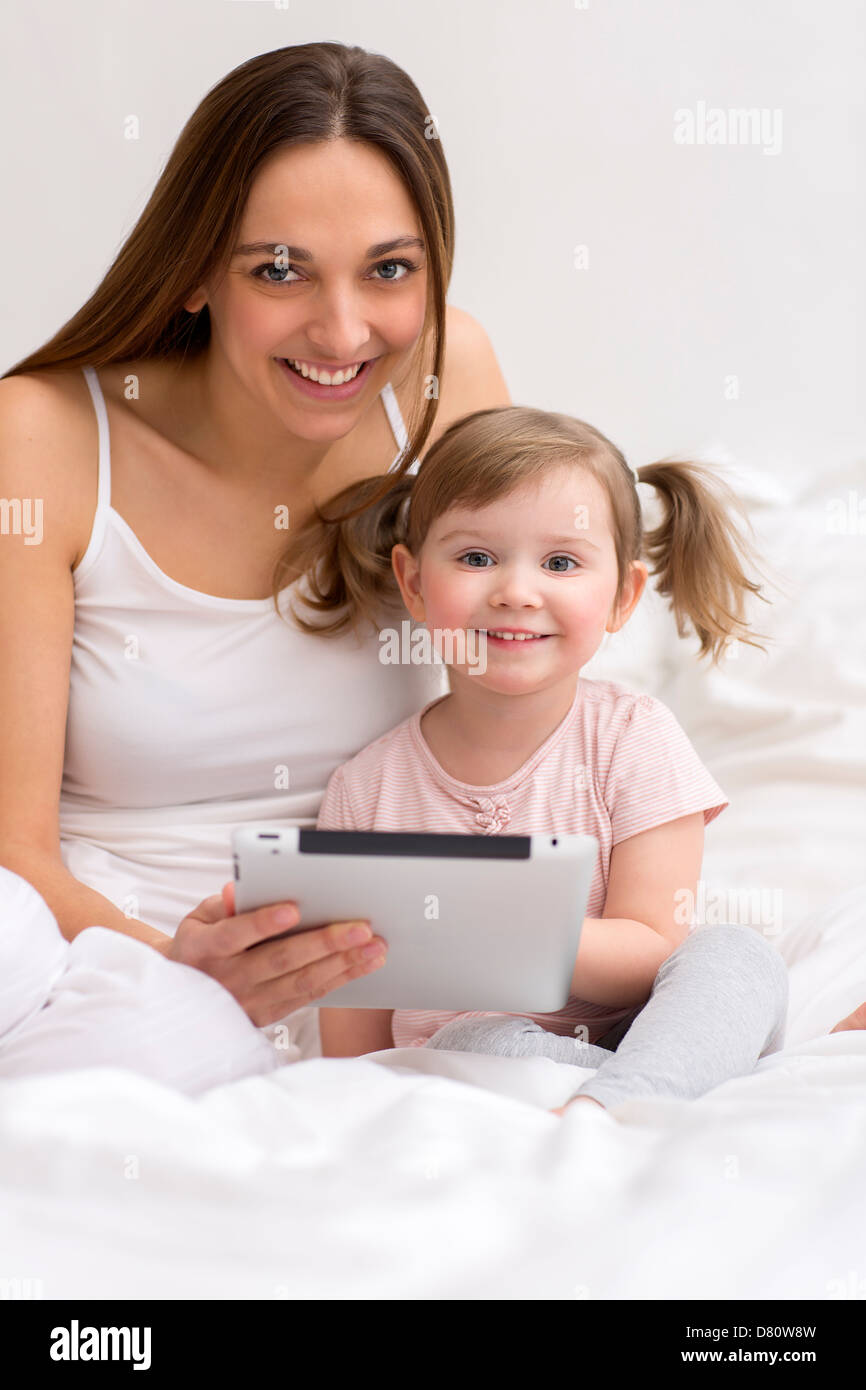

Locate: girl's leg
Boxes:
[425,924,789,1110]
[425,1014,614,1067]
[573,923,788,1108]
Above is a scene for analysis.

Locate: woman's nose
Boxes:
[302,286,370,360]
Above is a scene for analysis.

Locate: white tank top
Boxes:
[59,367,446,937]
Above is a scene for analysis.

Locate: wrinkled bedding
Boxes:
[0,884,863,1300]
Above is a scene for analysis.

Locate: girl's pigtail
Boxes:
[638,459,769,663]
[275,474,414,636]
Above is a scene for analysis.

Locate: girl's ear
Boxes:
[391,543,426,621]
[606,560,649,634]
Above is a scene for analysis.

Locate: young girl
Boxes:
[314,404,791,1115]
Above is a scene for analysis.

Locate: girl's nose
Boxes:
[488,567,545,608]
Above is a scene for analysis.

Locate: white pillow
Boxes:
[641,453,866,929]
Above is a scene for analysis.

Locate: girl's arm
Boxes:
[319,1007,395,1057]
[570,812,705,1007]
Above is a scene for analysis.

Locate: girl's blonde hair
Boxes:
[285,406,768,663]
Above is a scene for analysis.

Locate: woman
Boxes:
[0,42,508,1044]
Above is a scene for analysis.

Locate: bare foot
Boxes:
[830,1001,866,1033]
[550,1095,606,1117]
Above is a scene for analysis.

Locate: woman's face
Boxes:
[185,138,429,443]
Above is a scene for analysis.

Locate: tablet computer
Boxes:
[231,826,597,1011]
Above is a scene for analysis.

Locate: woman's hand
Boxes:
[164,882,387,1027]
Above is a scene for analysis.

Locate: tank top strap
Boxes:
[74,366,113,580]
[81,366,112,512]
[381,381,420,476]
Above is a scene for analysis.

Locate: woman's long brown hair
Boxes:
[2,42,455,626]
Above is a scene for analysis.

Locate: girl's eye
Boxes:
[544,555,580,573]
[458,551,493,568]
[251,258,418,287]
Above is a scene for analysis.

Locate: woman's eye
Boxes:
[252,258,417,287]
[372,259,415,282]
[458,551,493,568]
[252,262,301,286]
[544,555,579,573]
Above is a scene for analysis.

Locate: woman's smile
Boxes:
[274,353,379,399]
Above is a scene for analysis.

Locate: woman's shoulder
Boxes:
[0,363,93,429]
[391,303,511,457]
[0,357,195,567]
[2,357,174,419]
[0,366,101,567]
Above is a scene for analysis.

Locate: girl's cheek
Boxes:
[553,595,615,646]
[419,569,467,621]
[561,579,615,619]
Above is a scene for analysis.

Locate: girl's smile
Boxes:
[474,627,556,646]
[393,464,646,704]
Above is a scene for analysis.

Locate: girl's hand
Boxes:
[164,882,387,1027]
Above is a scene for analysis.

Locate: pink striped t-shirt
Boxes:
[316,677,728,1048]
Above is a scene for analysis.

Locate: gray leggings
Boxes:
[424,924,789,1109]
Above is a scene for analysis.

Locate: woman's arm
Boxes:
[0,376,167,945]
[570,812,706,1007]
[0,378,390,1028]
[1,848,173,949]
[319,1007,395,1056]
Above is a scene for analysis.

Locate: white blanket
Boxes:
[1,885,863,1300]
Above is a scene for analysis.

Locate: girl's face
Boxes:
[392,465,647,698]
[184,138,429,444]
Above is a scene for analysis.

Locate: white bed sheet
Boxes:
[0,883,863,1301]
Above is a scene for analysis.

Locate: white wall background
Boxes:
[2,0,863,490]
